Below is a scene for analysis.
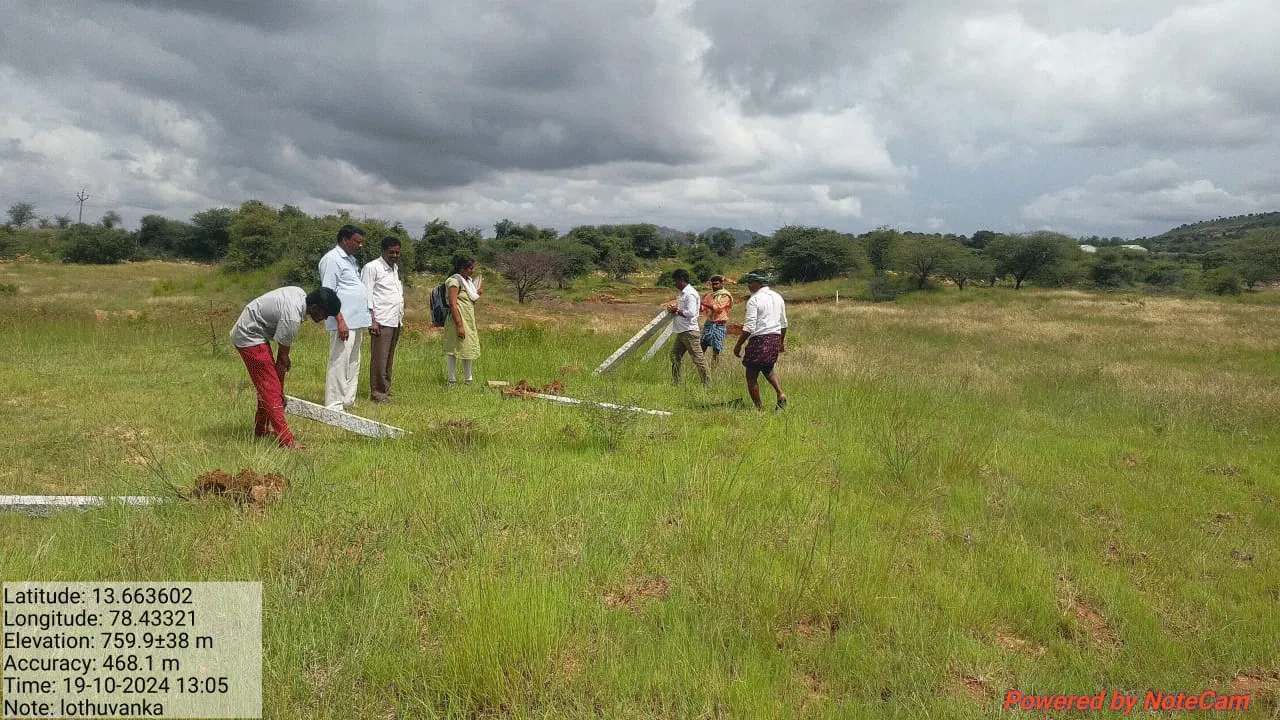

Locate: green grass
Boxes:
[1,259,1277,718]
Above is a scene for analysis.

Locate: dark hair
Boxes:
[381,236,402,250]
[672,268,690,284]
[452,256,475,274]
[306,287,342,317]
[337,224,365,243]
[709,274,724,283]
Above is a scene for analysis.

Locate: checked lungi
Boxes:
[237,344,295,447]
[700,321,727,352]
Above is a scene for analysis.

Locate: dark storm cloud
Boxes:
[0,0,709,201]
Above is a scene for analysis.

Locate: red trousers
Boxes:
[237,344,295,447]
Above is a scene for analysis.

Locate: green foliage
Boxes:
[185,208,234,261]
[941,250,991,290]
[1143,261,1184,287]
[0,282,16,295]
[983,232,1078,289]
[1146,210,1280,256]
[890,234,966,289]
[540,238,596,289]
[707,230,736,257]
[1090,249,1147,288]
[100,210,123,229]
[6,202,36,228]
[1203,267,1243,295]
[417,219,481,273]
[61,224,141,264]
[862,227,898,276]
[768,226,858,283]
[967,229,997,250]
[223,200,283,272]
[138,215,196,258]
[599,240,639,280]
[864,275,909,302]
[1228,229,1280,289]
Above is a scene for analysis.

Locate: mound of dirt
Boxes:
[506,379,566,397]
[195,469,289,506]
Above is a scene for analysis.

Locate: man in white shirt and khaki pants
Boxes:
[666,269,711,387]
[734,272,789,410]
[362,236,405,404]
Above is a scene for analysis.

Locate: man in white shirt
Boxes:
[666,269,711,387]
[733,272,789,410]
[229,286,341,448]
[319,225,372,410]
[361,236,404,404]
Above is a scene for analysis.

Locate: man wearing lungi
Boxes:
[699,274,733,368]
[733,272,788,410]
[230,287,341,448]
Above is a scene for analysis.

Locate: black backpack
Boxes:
[429,281,449,326]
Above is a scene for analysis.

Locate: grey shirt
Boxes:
[230,287,308,348]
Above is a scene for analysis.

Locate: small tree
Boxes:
[862,227,898,276]
[768,226,858,283]
[983,232,1077,289]
[495,248,569,303]
[101,210,122,229]
[7,203,36,228]
[942,250,988,290]
[600,241,639,280]
[891,235,964,289]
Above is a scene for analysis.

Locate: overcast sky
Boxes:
[2,0,1278,239]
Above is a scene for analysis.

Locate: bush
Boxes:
[62,225,140,264]
[865,276,909,303]
[692,260,717,283]
[655,270,676,288]
[769,226,858,283]
[1203,268,1243,295]
[0,283,17,295]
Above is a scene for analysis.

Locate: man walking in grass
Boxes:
[666,268,711,387]
[362,236,404,404]
[319,225,372,410]
[230,286,341,449]
[699,274,733,368]
[733,272,788,410]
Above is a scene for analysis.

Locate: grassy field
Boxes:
[1,259,1277,718]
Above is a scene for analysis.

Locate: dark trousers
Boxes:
[369,325,401,401]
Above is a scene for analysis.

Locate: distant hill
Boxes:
[1143,211,1280,256]
[702,227,768,247]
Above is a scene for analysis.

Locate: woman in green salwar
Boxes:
[443,256,483,385]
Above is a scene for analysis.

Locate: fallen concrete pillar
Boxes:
[284,395,410,439]
[507,391,672,417]
[0,495,164,517]
[594,309,675,374]
[641,323,675,362]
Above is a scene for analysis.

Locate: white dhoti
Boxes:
[326,328,364,409]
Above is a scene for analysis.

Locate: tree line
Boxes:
[3,200,1279,299]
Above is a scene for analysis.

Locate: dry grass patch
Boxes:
[602,576,670,611]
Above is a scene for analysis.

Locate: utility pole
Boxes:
[76,188,89,225]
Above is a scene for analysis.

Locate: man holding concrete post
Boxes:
[230,287,342,449]
[666,268,711,387]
